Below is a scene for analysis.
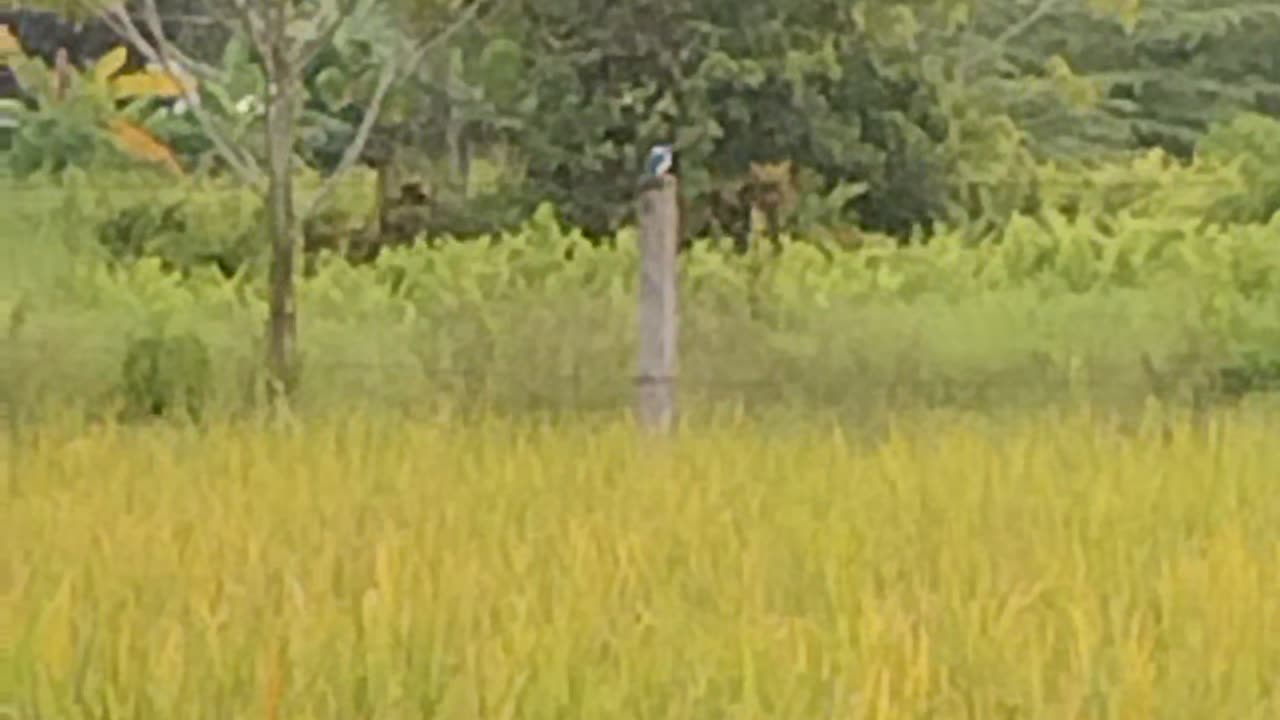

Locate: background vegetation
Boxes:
[6,2,1280,716]
[7,127,1280,423]
[3,0,1280,424]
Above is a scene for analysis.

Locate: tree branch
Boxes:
[136,0,265,186]
[96,2,227,83]
[292,0,358,71]
[301,0,500,219]
[89,0,264,187]
[301,59,397,218]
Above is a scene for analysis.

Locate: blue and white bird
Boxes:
[645,144,674,178]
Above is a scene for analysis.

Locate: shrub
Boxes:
[1196,112,1280,224]
[119,331,212,421]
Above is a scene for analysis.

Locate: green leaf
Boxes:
[313,66,351,108]
[477,38,523,106]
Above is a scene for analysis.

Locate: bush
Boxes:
[93,182,269,277]
[119,331,213,421]
[9,163,1280,422]
[1196,112,1280,224]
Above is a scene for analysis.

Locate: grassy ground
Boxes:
[5,408,1280,718]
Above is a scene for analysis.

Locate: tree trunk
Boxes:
[263,7,299,401]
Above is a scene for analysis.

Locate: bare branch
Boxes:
[196,3,252,39]
[301,0,501,219]
[95,2,226,83]
[301,60,396,218]
[87,1,264,186]
[415,0,493,58]
[130,0,265,187]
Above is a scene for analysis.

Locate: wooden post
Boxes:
[636,174,680,432]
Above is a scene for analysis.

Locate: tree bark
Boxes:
[263,1,298,401]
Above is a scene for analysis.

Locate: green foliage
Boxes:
[1005,112,1280,233]
[138,32,269,164]
[1,41,189,176]
[297,0,408,170]
[1196,112,1280,224]
[11,0,1279,247]
[937,0,1280,160]
[257,0,1280,243]
[362,0,957,241]
[96,198,191,263]
[119,330,212,421]
[84,166,385,277]
[94,191,266,277]
[1031,148,1239,224]
[2,76,111,176]
[10,163,1280,422]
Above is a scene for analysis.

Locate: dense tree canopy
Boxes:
[472,0,954,239]
[4,0,1279,241]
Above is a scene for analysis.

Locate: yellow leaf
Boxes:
[93,46,130,86]
[110,69,194,100]
[0,24,19,57]
[107,117,185,176]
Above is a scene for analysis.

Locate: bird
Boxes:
[645,144,674,178]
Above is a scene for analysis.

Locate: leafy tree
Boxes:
[928,0,1280,159]
[810,0,1280,234]
[23,0,496,400]
[448,0,959,244]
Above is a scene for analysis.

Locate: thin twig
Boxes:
[95,2,227,83]
[292,0,358,70]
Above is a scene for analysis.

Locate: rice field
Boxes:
[5,407,1280,718]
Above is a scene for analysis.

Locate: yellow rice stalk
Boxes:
[6,408,1280,717]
